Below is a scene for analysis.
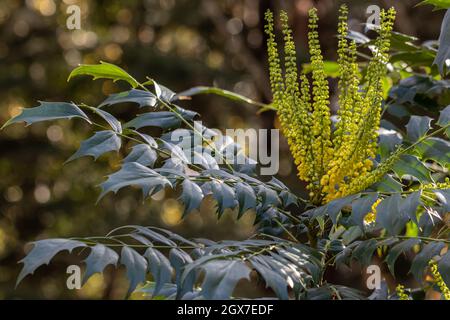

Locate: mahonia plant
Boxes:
[265,6,397,204]
[3,5,450,300]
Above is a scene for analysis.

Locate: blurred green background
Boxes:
[0,0,444,299]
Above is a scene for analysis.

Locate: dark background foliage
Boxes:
[0,0,445,298]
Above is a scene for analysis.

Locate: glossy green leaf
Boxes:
[146,80,176,102]
[169,248,194,291]
[352,239,378,266]
[99,162,171,200]
[419,0,450,9]
[68,61,139,88]
[268,177,297,207]
[401,191,422,224]
[193,152,219,170]
[83,244,118,284]
[410,241,446,282]
[378,128,403,159]
[406,115,432,142]
[324,194,359,225]
[434,9,450,75]
[385,238,421,275]
[123,144,157,167]
[144,247,173,297]
[415,137,450,167]
[257,185,281,211]
[99,89,157,108]
[433,188,450,210]
[133,226,176,247]
[202,180,237,216]
[342,226,363,246]
[67,130,121,162]
[120,246,148,296]
[17,239,86,286]
[349,193,379,229]
[175,86,269,109]
[392,155,432,182]
[235,182,256,218]
[2,101,91,129]
[124,112,181,130]
[179,179,204,216]
[437,105,450,138]
[371,174,403,193]
[88,107,122,133]
[250,257,289,300]
[376,194,408,236]
[201,260,251,300]
[437,105,450,126]
[438,251,450,287]
[124,108,197,130]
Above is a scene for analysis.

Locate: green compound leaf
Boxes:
[68,61,139,88]
[2,101,91,129]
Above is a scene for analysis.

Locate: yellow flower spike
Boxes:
[308,8,333,180]
[429,260,450,300]
[265,6,397,204]
[265,10,316,188]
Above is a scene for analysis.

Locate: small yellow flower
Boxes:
[396,284,410,300]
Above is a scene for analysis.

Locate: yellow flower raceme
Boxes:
[429,260,450,300]
[265,6,397,205]
[421,178,450,191]
[339,149,402,198]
